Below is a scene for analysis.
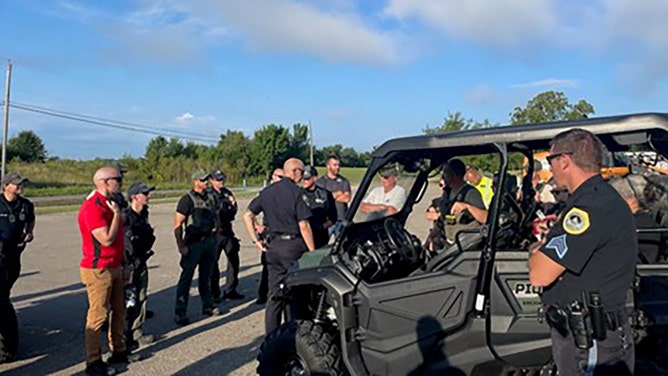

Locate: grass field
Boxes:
[8,157,368,199]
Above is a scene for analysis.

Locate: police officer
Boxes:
[302,166,337,249]
[122,182,156,349]
[244,158,315,334]
[208,170,244,302]
[173,169,221,326]
[254,168,284,305]
[529,129,636,375]
[0,173,35,299]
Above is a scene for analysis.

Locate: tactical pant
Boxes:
[0,253,20,299]
[0,244,25,299]
[80,267,126,366]
[126,262,149,344]
[257,252,268,302]
[265,238,307,334]
[551,320,634,375]
[211,233,241,299]
[175,236,216,315]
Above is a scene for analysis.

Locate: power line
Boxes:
[6,101,220,143]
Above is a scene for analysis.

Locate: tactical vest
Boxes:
[438,185,480,243]
[123,207,156,259]
[187,191,217,233]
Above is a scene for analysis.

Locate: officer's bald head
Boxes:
[283,158,305,183]
[93,166,122,194]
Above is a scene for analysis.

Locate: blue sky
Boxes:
[1,0,667,159]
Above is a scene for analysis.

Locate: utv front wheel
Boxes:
[0,297,18,363]
[257,320,345,376]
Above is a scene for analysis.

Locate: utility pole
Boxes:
[2,59,12,179]
[308,119,314,166]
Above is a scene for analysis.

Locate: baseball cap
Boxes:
[191,169,210,181]
[1,173,28,187]
[127,182,155,196]
[379,166,398,178]
[210,169,226,181]
[303,165,318,179]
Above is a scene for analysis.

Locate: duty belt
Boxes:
[273,234,300,240]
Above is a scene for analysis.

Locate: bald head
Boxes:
[93,166,122,195]
[283,158,305,183]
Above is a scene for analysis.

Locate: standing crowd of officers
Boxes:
[64,154,350,375]
[2,129,665,375]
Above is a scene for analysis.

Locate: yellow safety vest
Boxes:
[473,176,494,209]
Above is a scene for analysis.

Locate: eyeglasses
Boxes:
[105,176,124,183]
[546,152,573,164]
[292,168,304,173]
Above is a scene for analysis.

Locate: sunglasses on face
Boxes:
[105,176,123,183]
[293,168,304,173]
[546,152,573,164]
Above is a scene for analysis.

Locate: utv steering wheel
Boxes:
[384,217,420,263]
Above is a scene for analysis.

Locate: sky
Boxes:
[1,0,667,160]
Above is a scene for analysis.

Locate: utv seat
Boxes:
[413,231,485,276]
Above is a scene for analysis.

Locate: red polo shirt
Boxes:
[78,191,124,269]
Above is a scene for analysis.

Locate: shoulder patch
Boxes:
[546,234,569,259]
[562,207,590,235]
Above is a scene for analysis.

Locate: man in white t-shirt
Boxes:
[360,167,407,220]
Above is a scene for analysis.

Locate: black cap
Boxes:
[1,173,28,187]
[210,169,226,181]
[303,165,318,179]
[128,182,155,196]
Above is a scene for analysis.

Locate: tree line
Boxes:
[8,91,594,186]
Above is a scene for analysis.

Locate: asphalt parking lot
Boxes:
[0,198,267,376]
[0,182,435,376]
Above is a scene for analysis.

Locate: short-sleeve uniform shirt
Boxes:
[0,194,35,244]
[248,178,312,236]
[78,191,124,269]
[539,175,637,310]
[316,174,351,221]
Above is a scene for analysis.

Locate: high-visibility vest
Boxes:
[474,176,494,209]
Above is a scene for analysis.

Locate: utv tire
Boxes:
[257,320,345,376]
[0,297,18,363]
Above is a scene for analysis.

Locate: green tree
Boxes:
[509,91,595,125]
[288,124,310,162]
[7,130,47,162]
[250,124,290,176]
[218,130,252,183]
[144,136,168,161]
[423,112,495,134]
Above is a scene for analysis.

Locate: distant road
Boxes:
[28,187,264,206]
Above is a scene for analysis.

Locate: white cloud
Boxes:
[174,112,216,125]
[510,79,578,90]
[192,0,402,65]
[383,0,557,48]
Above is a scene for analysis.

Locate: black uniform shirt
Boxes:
[303,186,337,231]
[248,178,312,236]
[539,175,637,311]
[207,186,238,234]
[122,207,155,262]
[0,194,35,243]
[316,174,351,221]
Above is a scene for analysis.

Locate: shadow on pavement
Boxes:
[2,267,265,376]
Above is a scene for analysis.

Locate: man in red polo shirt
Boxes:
[78,166,137,376]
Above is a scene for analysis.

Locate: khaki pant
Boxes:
[80,267,126,365]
